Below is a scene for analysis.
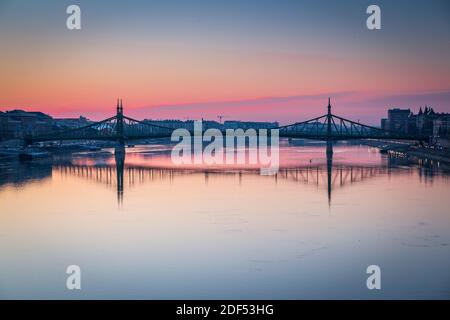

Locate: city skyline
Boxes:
[1,0,449,125]
[1,96,448,126]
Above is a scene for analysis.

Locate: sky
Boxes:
[0,0,449,125]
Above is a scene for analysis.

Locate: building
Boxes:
[143,119,279,131]
[387,108,411,133]
[0,109,53,140]
[432,114,450,138]
[415,106,439,137]
[381,106,450,140]
[0,110,94,141]
[0,111,14,140]
[54,116,90,130]
[223,120,279,130]
[380,118,389,131]
[143,119,193,130]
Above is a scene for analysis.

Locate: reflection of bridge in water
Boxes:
[28,97,429,205]
[54,145,406,206]
[2,148,445,206]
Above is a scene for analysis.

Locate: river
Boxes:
[0,140,449,299]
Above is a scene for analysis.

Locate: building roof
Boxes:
[5,109,52,119]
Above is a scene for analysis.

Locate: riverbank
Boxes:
[0,144,105,160]
[363,140,450,164]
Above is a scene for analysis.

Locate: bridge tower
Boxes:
[326,97,334,154]
[326,97,332,139]
[116,99,125,146]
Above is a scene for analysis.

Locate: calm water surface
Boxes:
[0,141,449,299]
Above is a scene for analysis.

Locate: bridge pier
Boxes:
[326,140,333,207]
[326,140,333,157]
[114,145,125,206]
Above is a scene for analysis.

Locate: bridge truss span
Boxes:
[278,99,424,141]
[26,100,174,144]
[27,98,427,144]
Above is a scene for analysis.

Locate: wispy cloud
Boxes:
[366,90,450,110]
[126,90,450,125]
[128,91,358,123]
[137,91,357,111]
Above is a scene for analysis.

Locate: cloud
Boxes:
[128,91,358,122]
[366,91,450,111]
[12,89,447,126]
[125,89,450,126]
[139,90,357,111]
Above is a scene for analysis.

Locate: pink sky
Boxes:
[1,1,449,125]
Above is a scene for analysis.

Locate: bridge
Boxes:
[26,98,427,145]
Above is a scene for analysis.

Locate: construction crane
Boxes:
[217,115,229,124]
